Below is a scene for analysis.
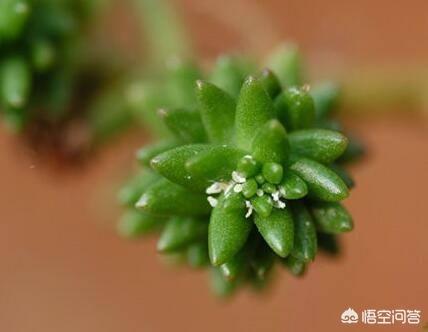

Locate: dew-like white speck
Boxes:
[256,189,264,197]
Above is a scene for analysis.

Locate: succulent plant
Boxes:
[118,45,364,296]
[0,0,105,131]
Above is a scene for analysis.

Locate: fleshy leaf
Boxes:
[275,87,315,131]
[186,145,245,182]
[279,171,308,199]
[196,80,236,144]
[290,158,349,202]
[210,267,237,297]
[0,0,30,41]
[220,250,246,280]
[291,202,317,262]
[209,194,251,266]
[118,171,160,207]
[165,59,201,108]
[254,208,294,257]
[258,68,282,98]
[187,242,209,267]
[235,76,275,150]
[250,244,275,280]
[157,217,208,252]
[151,144,211,191]
[117,210,162,238]
[252,119,289,164]
[310,202,353,234]
[329,164,355,189]
[0,56,31,108]
[159,108,207,143]
[264,43,302,87]
[337,135,365,164]
[311,82,341,119]
[283,255,306,276]
[289,129,348,164]
[209,55,245,98]
[136,140,180,167]
[136,179,211,216]
[317,233,340,256]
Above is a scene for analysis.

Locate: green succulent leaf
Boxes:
[251,195,273,218]
[209,194,252,266]
[329,163,355,189]
[165,59,201,108]
[254,208,294,258]
[117,210,162,238]
[252,119,289,164]
[283,255,306,276]
[151,144,211,191]
[196,80,236,144]
[310,201,353,234]
[279,171,308,199]
[289,129,348,164]
[235,76,276,150]
[290,158,349,202]
[159,108,207,143]
[258,68,282,99]
[157,217,208,253]
[220,250,247,280]
[0,57,31,108]
[262,162,284,185]
[250,243,275,280]
[265,43,302,87]
[136,179,211,216]
[209,55,245,98]
[317,233,340,256]
[210,267,237,297]
[136,140,179,167]
[187,242,209,268]
[118,171,160,207]
[337,136,365,164]
[311,82,341,119]
[275,87,315,131]
[0,0,30,41]
[291,202,317,262]
[186,145,245,182]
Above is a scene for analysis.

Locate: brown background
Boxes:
[1,0,427,331]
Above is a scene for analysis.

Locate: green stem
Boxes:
[132,0,192,68]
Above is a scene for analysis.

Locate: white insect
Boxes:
[245,200,254,218]
[232,171,246,183]
[207,196,218,208]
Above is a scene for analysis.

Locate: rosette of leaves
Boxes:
[0,0,105,131]
[118,45,363,296]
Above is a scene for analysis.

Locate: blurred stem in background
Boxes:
[88,0,193,146]
[191,0,428,118]
[133,0,191,69]
[340,66,428,116]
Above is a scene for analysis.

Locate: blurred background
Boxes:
[1,0,427,331]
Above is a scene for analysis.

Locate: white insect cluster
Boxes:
[205,171,287,219]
